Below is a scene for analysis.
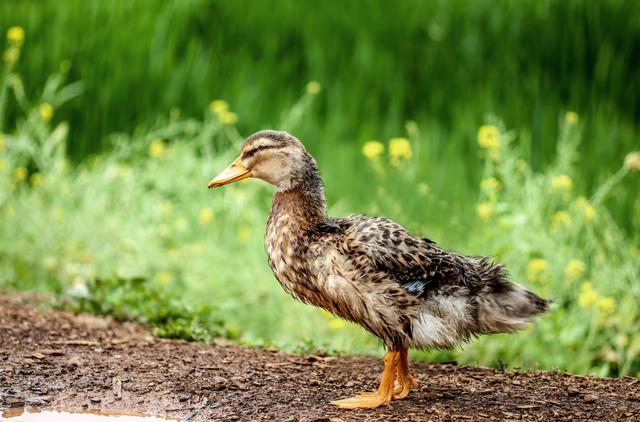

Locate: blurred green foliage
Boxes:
[2,0,640,229]
[1,1,640,377]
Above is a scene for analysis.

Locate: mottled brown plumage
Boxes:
[209,130,549,409]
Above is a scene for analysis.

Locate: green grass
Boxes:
[2,0,639,230]
[1,2,639,377]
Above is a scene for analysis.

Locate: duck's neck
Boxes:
[269,170,328,230]
[265,164,326,298]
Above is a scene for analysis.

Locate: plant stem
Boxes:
[591,167,629,205]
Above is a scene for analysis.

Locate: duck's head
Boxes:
[208,130,318,192]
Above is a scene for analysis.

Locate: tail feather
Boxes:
[474,258,550,334]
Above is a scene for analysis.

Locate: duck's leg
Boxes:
[393,348,418,399]
[330,351,397,409]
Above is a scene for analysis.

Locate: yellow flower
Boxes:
[597,296,615,315]
[480,177,501,192]
[306,81,321,95]
[362,140,384,161]
[220,111,238,125]
[7,26,25,46]
[575,196,596,221]
[209,100,228,115]
[476,202,494,222]
[389,137,412,161]
[551,174,573,191]
[38,103,54,123]
[59,59,72,73]
[564,259,585,282]
[30,172,43,187]
[328,318,347,330]
[578,282,598,308]
[148,139,166,158]
[624,151,640,172]
[238,225,251,243]
[527,259,549,284]
[477,125,500,150]
[3,47,20,64]
[14,166,27,182]
[198,207,214,225]
[551,211,571,230]
[565,111,579,125]
[154,271,173,286]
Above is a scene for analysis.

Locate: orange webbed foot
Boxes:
[330,349,418,409]
[331,351,397,410]
[393,348,418,400]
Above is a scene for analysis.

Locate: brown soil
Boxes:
[0,294,639,421]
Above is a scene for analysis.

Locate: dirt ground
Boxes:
[0,294,639,421]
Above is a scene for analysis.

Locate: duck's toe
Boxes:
[330,392,391,409]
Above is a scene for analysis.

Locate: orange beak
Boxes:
[208,157,253,188]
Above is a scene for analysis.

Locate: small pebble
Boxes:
[567,387,580,397]
[583,394,598,403]
[179,394,189,402]
[211,375,229,384]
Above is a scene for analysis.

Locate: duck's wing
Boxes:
[329,215,480,298]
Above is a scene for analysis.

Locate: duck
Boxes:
[208,130,549,409]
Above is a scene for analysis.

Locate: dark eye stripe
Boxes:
[243,144,280,159]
